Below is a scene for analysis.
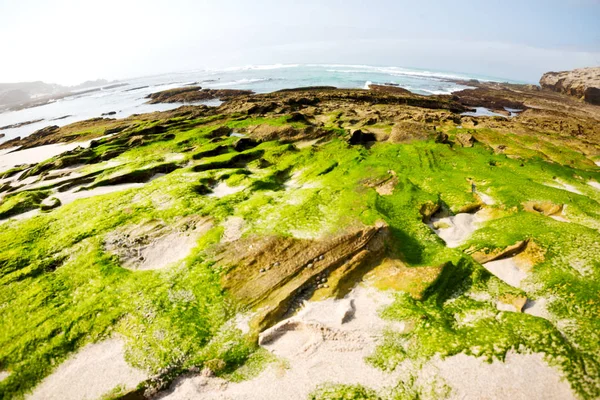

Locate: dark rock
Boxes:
[287,112,310,123]
[348,129,376,145]
[233,138,259,152]
[435,132,449,143]
[101,111,117,116]
[584,87,600,106]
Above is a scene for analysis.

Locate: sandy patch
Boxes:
[429,209,488,248]
[483,257,528,288]
[425,351,575,400]
[477,192,495,205]
[0,370,10,382]
[221,216,245,243]
[550,214,569,222]
[0,139,99,174]
[0,209,40,224]
[284,170,320,191]
[157,286,403,400]
[588,181,600,190]
[545,180,582,195]
[523,298,551,320]
[105,217,213,271]
[208,182,246,198]
[295,139,321,149]
[54,182,146,206]
[27,338,147,400]
[52,173,164,207]
[164,153,186,162]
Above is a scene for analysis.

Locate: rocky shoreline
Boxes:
[0,69,599,400]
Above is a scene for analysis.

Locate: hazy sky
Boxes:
[1,0,599,85]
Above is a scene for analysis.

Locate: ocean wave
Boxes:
[218,64,300,72]
[209,78,275,87]
[363,81,372,90]
[313,63,483,82]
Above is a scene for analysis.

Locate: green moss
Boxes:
[0,190,49,219]
[1,112,599,399]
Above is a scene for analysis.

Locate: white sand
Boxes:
[109,218,213,271]
[138,220,212,270]
[221,216,245,243]
[430,210,487,248]
[208,182,245,198]
[0,371,10,382]
[0,209,40,224]
[27,339,147,400]
[426,351,575,400]
[157,286,403,400]
[478,192,495,205]
[545,181,582,195]
[54,182,147,206]
[284,170,320,191]
[295,139,321,149]
[53,174,165,207]
[588,181,600,190]
[483,257,528,288]
[0,139,100,173]
[523,298,551,320]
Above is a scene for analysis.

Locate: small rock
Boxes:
[260,268,266,273]
[307,263,314,268]
[272,261,280,267]
[318,255,324,261]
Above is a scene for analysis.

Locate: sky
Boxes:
[0,0,599,85]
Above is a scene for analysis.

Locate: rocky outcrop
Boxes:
[146,86,253,104]
[540,67,600,105]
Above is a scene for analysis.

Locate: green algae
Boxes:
[0,113,599,399]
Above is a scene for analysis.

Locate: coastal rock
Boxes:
[146,86,253,104]
[456,133,476,147]
[540,67,600,105]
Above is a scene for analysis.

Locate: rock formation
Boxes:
[540,67,600,105]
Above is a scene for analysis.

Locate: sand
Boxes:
[27,338,147,400]
[54,182,147,206]
[106,218,213,271]
[0,138,101,173]
[426,351,575,400]
[284,170,320,191]
[430,210,487,248]
[0,371,10,382]
[588,181,600,190]
[0,209,40,224]
[523,298,551,320]
[208,182,246,198]
[156,286,404,400]
[482,257,528,288]
[477,192,495,205]
[545,180,582,195]
[221,216,245,243]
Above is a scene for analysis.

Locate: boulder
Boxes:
[456,133,476,147]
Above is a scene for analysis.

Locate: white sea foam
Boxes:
[219,64,300,72]
[209,78,273,87]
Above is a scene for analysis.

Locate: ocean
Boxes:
[0,64,517,143]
